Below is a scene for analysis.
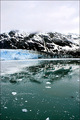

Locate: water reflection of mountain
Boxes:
[1,60,80,84]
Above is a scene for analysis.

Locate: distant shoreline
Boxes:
[1,58,80,62]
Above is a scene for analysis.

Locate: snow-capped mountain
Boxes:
[0,30,80,58]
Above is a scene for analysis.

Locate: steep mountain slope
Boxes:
[0,31,80,58]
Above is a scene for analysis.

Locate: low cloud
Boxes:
[1,1,79,34]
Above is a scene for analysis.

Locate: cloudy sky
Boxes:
[1,0,79,34]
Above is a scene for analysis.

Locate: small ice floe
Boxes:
[12,92,17,95]
[22,109,28,112]
[56,75,59,77]
[46,82,51,85]
[64,111,67,113]
[15,97,18,100]
[17,79,22,82]
[4,107,7,109]
[46,117,50,120]
[25,100,28,102]
[21,98,23,100]
[45,86,51,89]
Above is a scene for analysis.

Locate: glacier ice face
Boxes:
[0,49,42,61]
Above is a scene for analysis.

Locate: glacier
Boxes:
[0,49,43,61]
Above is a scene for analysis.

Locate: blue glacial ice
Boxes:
[0,49,42,61]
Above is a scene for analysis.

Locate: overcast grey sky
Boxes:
[1,1,79,34]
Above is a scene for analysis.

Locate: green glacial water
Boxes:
[0,60,80,120]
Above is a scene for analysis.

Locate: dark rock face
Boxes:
[0,30,80,58]
[52,38,72,47]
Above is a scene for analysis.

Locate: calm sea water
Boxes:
[0,60,80,120]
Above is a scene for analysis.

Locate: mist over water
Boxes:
[0,60,80,120]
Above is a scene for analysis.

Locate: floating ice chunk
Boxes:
[45,86,51,88]
[64,111,67,113]
[46,82,51,85]
[72,115,75,118]
[17,79,22,81]
[12,92,17,95]
[22,109,28,112]
[46,117,50,120]
[15,97,18,100]
[4,107,7,109]
[56,75,59,77]
[76,91,78,94]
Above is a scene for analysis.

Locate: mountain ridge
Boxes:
[0,30,80,58]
